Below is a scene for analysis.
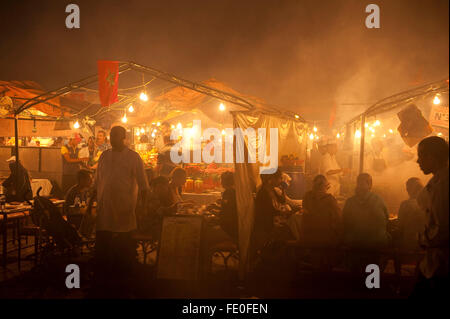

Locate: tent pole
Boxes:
[14,115,20,193]
[359,114,366,174]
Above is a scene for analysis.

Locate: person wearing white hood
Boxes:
[319,138,346,198]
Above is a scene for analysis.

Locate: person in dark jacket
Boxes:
[218,171,238,242]
[2,156,32,202]
[301,174,341,247]
[252,169,293,250]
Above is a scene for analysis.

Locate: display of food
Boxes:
[183,163,233,193]
[137,146,159,167]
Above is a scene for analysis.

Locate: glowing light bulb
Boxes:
[73,120,80,129]
[383,134,386,138]
[374,120,381,127]
[437,132,443,136]
[221,129,226,136]
[121,113,127,123]
[139,92,148,102]
[128,104,134,112]
[355,130,361,138]
[389,129,394,134]
[151,132,155,138]
[156,122,161,126]
[313,126,317,132]
[309,133,314,140]
[294,114,300,119]
[433,95,441,105]
[336,133,340,139]
[365,123,369,128]
[171,125,175,129]
[140,128,145,133]
[315,135,319,140]
[135,130,140,136]
[219,103,226,111]
[177,123,182,130]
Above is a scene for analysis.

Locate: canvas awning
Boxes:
[232,110,308,279]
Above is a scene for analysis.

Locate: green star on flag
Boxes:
[106,70,116,87]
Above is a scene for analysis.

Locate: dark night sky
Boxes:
[0,0,448,126]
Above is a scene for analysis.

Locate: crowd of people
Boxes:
[249,135,448,297]
[1,125,448,298]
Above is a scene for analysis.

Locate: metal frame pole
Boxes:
[359,114,366,174]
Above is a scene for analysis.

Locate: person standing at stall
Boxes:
[93,125,149,297]
[95,130,111,152]
[320,140,347,198]
[412,136,449,298]
[61,134,88,194]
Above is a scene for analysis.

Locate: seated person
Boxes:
[397,177,426,251]
[300,174,341,247]
[342,173,390,250]
[208,171,238,243]
[168,167,194,208]
[252,169,294,252]
[63,169,93,229]
[156,137,177,177]
[140,176,177,239]
[2,156,32,202]
[274,172,302,212]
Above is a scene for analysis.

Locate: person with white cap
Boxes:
[1,156,32,202]
[319,138,346,198]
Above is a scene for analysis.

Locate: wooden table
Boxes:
[182,192,221,205]
[0,199,64,267]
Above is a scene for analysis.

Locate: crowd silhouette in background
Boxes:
[2,126,447,298]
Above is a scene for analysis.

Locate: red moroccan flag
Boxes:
[97,60,119,107]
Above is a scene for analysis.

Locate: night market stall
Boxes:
[338,78,449,214]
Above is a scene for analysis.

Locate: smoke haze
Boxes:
[0,0,448,127]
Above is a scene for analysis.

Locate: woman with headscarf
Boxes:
[2,156,32,202]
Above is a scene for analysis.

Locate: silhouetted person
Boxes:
[93,126,149,297]
[168,167,187,205]
[301,175,341,247]
[412,136,449,299]
[63,169,94,229]
[218,171,238,242]
[342,173,390,273]
[140,176,176,239]
[2,156,32,202]
[252,169,293,252]
[397,177,426,251]
[343,173,389,249]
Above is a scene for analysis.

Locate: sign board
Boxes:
[429,105,449,128]
[156,215,204,281]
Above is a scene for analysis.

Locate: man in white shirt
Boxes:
[93,126,149,297]
[320,141,346,198]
